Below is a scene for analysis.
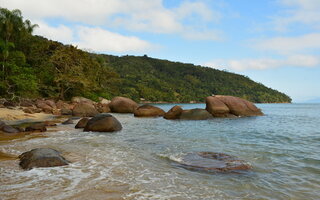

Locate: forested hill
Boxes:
[0,8,291,103]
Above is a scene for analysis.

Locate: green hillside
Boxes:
[0,8,291,103]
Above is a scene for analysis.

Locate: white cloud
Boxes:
[204,55,320,71]
[253,33,320,54]
[33,21,73,43]
[0,0,222,41]
[75,26,152,52]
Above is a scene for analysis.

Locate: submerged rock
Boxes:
[19,148,69,170]
[163,105,183,120]
[134,104,165,117]
[84,113,122,132]
[2,125,20,133]
[109,97,138,113]
[179,109,213,120]
[75,117,89,128]
[172,152,252,173]
[25,123,47,132]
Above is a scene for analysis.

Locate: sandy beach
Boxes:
[0,108,55,125]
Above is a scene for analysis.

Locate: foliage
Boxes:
[0,8,292,103]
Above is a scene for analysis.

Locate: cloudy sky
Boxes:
[1,0,320,102]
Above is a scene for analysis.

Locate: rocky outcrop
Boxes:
[71,96,94,104]
[163,105,183,120]
[206,95,263,117]
[109,97,138,113]
[19,148,69,170]
[75,118,89,128]
[180,109,213,120]
[84,113,122,132]
[95,103,111,113]
[172,152,252,173]
[134,104,165,117]
[25,123,47,132]
[72,103,99,117]
[62,118,73,125]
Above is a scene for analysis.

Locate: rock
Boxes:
[164,105,183,120]
[51,109,61,115]
[134,104,165,117]
[180,109,213,120]
[61,108,72,115]
[99,97,111,104]
[0,120,6,129]
[71,96,94,104]
[20,99,34,107]
[84,113,122,132]
[25,123,47,132]
[19,148,69,170]
[56,100,71,110]
[109,97,138,113]
[75,118,89,128]
[96,103,111,113]
[23,107,35,114]
[205,96,230,117]
[215,95,263,116]
[62,118,73,125]
[2,125,20,133]
[72,102,99,117]
[36,99,52,113]
[45,99,56,109]
[172,152,252,173]
[4,101,17,107]
[43,121,57,126]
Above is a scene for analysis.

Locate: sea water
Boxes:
[0,103,319,200]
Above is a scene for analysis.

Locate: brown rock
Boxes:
[45,100,56,109]
[180,109,213,120]
[2,125,20,133]
[75,118,89,128]
[72,103,99,117]
[215,95,263,116]
[56,100,71,110]
[134,104,165,117]
[164,105,183,120]
[96,103,111,113]
[109,97,138,113]
[62,118,73,125]
[19,148,69,170]
[205,96,230,117]
[23,107,35,114]
[84,113,122,132]
[61,108,72,115]
[71,96,94,104]
[20,99,34,107]
[36,99,52,113]
[25,123,47,132]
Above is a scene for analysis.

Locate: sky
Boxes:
[1,0,320,102]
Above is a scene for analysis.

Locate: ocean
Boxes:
[1,103,320,200]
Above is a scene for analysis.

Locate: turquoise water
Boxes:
[1,103,320,199]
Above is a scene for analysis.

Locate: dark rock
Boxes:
[61,108,72,115]
[0,120,6,129]
[19,148,69,170]
[109,97,138,113]
[134,104,165,117]
[72,103,99,117]
[179,109,213,120]
[43,121,57,126]
[4,101,17,107]
[84,113,122,132]
[62,118,73,125]
[2,125,20,133]
[164,105,183,120]
[25,123,47,132]
[172,152,252,173]
[75,118,89,128]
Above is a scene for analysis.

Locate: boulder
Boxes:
[19,148,69,170]
[25,123,47,132]
[4,101,17,107]
[71,96,94,104]
[56,100,72,110]
[99,97,111,104]
[43,121,57,126]
[45,99,56,109]
[96,103,111,113]
[61,108,73,115]
[205,96,230,117]
[215,95,263,116]
[75,118,89,128]
[109,97,138,113]
[36,99,52,113]
[62,118,73,125]
[164,105,183,120]
[72,102,99,117]
[134,104,165,117]
[23,107,35,114]
[2,125,20,133]
[172,152,252,173]
[84,113,122,132]
[180,109,213,120]
[20,99,34,107]
[0,120,6,129]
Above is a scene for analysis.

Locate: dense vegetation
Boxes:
[0,8,291,103]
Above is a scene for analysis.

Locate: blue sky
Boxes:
[1,0,320,102]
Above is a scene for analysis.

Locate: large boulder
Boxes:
[164,105,183,120]
[95,103,111,113]
[72,102,99,117]
[171,152,252,173]
[35,99,53,113]
[134,104,165,117]
[99,97,111,104]
[205,96,230,117]
[180,109,213,120]
[84,113,122,132]
[75,118,89,128]
[19,148,69,170]
[109,97,138,113]
[25,123,47,132]
[214,95,263,116]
